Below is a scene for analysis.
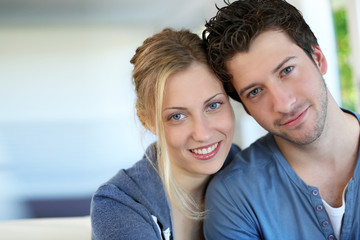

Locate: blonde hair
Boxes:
[130,28,208,220]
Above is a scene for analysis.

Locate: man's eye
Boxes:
[248,88,261,97]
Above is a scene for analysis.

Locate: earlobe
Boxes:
[145,120,157,135]
[148,125,156,135]
[312,45,328,75]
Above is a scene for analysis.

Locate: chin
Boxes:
[204,163,224,175]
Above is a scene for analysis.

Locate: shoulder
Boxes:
[220,134,276,176]
[208,134,279,193]
[342,108,360,122]
[228,143,242,159]
[93,158,157,201]
[221,143,242,169]
[92,143,165,208]
[91,143,172,240]
[102,143,159,192]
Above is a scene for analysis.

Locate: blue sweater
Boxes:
[91,143,241,240]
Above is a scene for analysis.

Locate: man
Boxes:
[202,0,360,239]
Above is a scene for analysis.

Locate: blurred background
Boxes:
[0,0,359,220]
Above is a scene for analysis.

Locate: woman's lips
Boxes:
[189,141,222,160]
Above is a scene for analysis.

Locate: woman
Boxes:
[91,28,240,240]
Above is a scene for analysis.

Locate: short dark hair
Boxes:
[203,0,318,102]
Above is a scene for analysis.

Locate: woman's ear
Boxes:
[147,124,156,135]
[311,45,328,75]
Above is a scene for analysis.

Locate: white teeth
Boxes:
[191,143,218,155]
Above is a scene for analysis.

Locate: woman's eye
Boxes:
[208,102,221,110]
[248,88,261,97]
[170,113,184,121]
[281,66,293,76]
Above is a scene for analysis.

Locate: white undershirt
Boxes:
[322,185,348,240]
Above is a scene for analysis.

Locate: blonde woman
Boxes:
[90,28,240,240]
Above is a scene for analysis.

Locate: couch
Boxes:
[0,216,91,240]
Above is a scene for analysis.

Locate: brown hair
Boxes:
[203,0,318,102]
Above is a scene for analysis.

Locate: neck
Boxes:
[276,100,359,166]
[275,102,360,206]
[171,175,208,240]
[172,205,205,240]
[171,169,210,240]
[172,168,210,201]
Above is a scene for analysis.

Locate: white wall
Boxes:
[0,0,226,219]
[346,0,360,110]
[0,26,158,219]
[0,0,341,220]
[288,0,341,104]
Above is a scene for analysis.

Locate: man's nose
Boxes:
[270,84,296,114]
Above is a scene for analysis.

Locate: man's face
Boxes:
[226,30,329,145]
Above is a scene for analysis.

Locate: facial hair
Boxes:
[273,77,328,145]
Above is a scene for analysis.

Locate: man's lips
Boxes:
[279,107,309,127]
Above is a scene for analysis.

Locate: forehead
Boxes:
[228,30,297,66]
[163,62,223,106]
[226,30,302,84]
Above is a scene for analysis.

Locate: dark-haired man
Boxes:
[202,0,360,239]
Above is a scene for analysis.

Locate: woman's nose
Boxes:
[191,116,212,142]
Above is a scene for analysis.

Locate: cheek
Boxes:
[164,126,187,151]
[247,108,272,128]
[245,100,267,117]
[218,108,235,135]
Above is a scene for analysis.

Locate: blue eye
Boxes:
[281,66,293,76]
[248,88,261,97]
[208,102,221,110]
[170,113,184,121]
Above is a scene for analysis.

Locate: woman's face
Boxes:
[162,62,234,180]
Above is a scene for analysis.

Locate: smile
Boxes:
[189,142,222,161]
[282,107,309,128]
[190,143,218,155]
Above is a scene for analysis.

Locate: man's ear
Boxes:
[311,45,328,75]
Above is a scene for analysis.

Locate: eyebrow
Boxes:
[204,93,224,104]
[239,56,296,97]
[272,56,296,74]
[163,93,225,111]
[239,83,258,97]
